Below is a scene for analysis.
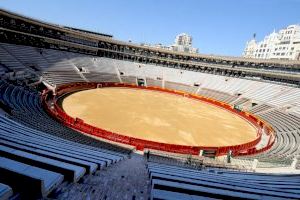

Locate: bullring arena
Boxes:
[0,8,300,200]
[51,82,264,155]
[62,87,257,146]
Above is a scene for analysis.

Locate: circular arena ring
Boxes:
[42,82,275,156]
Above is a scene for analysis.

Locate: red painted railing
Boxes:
[42,82,274,156]
[235,125,275,156]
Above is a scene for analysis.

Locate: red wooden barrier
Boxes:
[41,82,275,156]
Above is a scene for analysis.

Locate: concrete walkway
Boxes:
[54,153,151,200]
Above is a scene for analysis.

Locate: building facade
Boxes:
[141,33,198,54]
[243,25,300,60]
[170,33,198,53]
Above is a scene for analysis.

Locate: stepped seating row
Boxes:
[0,43,113,76]
[0,42,49,71]
[0,109,125,198]
[232,97,249,106]
[83,72,120,83]
[0,115,123,167]
[162,68,203,86]
[146,131,296,169]
[147,82,300,167]
[0,183,13,200]
[1,79,299,168]
[226,102,298,165]
[108,57,300,107]
[0,46,25,71]
[2,42,300,107]
[238,109,300,164]
[40,49,76,71]
[239,133,297,166]
[164,81,198,94]
[147,150,250,172]
[4,79,298,167]
[91,57,122,74]
[262,113,300,161]
[147,162,300,200]
[1,42,300,109]
[66,52,98,70]
[0,157,63,199]
[0,115,124,164]
[197,88,238,104]
[0,42,76,71]
[267,87,300,107]
[200,76,251,95]
[259,110,300,132]
[292,110,300,118]
[42,71,85,86]
[0,82,132,154]
[1,42,300,167]
[242,83,288,104]
[249,104,273,114]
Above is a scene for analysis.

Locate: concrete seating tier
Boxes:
[147,161,300,200]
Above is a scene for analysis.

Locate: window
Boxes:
[281,53,285,56]
[291,47,294,50]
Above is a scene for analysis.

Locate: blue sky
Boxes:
[1,0,300,56]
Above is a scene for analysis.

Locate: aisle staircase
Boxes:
[53,153,151,200]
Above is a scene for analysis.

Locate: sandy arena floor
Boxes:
[62,88,257,146]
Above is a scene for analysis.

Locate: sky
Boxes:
[1,0,300,56]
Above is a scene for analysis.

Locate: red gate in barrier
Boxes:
[42,82,274,156]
